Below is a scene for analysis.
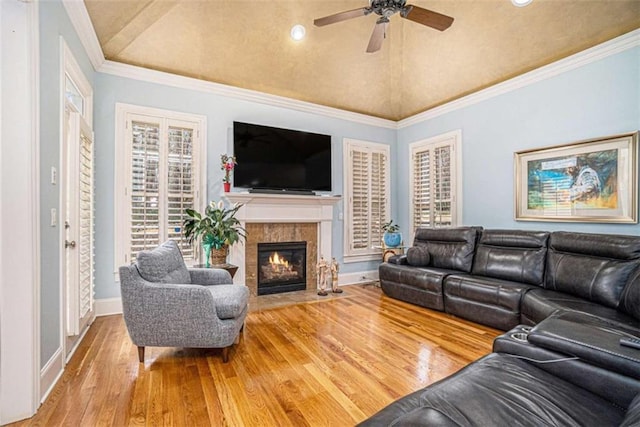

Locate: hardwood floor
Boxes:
[11,285,500,426]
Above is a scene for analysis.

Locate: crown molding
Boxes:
[61,0,104,70]
[62,0,395,128]
[98,61,398,129]
[398,29,640,129]
[64,0,637,132]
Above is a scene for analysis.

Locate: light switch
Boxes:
[50,208,57,227]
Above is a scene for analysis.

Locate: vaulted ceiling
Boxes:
[84,0,640,121]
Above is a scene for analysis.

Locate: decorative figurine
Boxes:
[331,257,342,293]
[316,256,329,296]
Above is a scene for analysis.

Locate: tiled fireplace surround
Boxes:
[224,193,341,296]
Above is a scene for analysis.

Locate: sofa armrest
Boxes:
[388,254,408,265]
[528,311,640,380]
[189,268,233,286]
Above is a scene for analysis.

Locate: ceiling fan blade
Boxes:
[314,7,370,27]
[366,19,388,53]
[402,5,454,31]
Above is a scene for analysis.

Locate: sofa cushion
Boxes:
[545,232,640,309]
[472,229,549,285]
[620,268,640,321]
[412,226,480,273]
[380,263,454,293]
[444,274,537,330]
[379,263,459,311]
[358,353,626,427]
[207,284,249,320]
[445,275,535,311]
[406,246,430,266]
[521,288,640,328]
[136,240,191,284]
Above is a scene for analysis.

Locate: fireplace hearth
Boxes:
[257,241,306,295]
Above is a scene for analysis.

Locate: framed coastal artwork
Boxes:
[514,132,638,223]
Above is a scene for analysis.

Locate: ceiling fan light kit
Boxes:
[314,0,454,53]
[290,24,306,41]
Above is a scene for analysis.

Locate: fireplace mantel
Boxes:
[223,192,341,286]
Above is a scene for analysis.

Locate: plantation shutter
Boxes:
[345,140,390,259]
[78,129,94,319]
[130,121,161,261]
[410,133,459,235]
[126,114,200,263]
[167,124,195,259]
[412,149,431,231]
[434,145,453,227]
[370,151,387,246]
[351,149,370,250]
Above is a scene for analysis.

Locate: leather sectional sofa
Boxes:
[359,313,640,426]
[360,227,640,426]
[378,227,640,331]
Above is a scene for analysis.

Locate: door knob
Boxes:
[65,240,76,248]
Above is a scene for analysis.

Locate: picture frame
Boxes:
[514,132,638,223]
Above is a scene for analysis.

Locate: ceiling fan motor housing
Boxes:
[369,0,409,17]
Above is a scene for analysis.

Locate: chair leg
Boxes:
[137,346,145,363]
[235,323,244,345]
[222,346,230,363]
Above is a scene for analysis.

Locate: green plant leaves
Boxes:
[183,201,246,247]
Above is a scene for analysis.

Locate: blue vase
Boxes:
[203,243,212,268]
[384,232,402,248]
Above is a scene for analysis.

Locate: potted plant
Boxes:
[221,154,236,193]
[382,220,402,248]
[183,200,246,266]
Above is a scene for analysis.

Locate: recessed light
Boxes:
[511,0,533,6]
[290,24,306,41]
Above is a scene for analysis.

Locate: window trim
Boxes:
[408,130,463,244]
[342,138,391,263]
[114,103,207,277]
[61,38,92,127]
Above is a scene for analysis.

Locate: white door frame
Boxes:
[0,0,40,423]
[59,38,93,359]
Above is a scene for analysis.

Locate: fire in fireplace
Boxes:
[257,241,306,295]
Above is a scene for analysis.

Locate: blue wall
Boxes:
[93,74,397,299]
[39,1,95,366]
[396,47,640,237]
[39,2,640,366]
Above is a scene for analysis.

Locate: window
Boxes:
[65,75,84,116]
[115,104,206,269]
[409,130,462,242]
[343,139,390,262]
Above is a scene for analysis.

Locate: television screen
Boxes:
[233,122,332,193]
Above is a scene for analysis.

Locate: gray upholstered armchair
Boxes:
[118,240,249,363]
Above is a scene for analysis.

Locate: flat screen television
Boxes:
[233,121,332,194]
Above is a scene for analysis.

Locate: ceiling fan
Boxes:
[314,0,454,53]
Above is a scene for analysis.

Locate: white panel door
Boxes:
[63,109,94,338]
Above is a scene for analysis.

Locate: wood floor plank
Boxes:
[9,285,500,426]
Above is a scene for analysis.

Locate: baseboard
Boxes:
[95,297,123,316]
[39,348,64,403]
[94,274,377,313]
[339,270,379,286]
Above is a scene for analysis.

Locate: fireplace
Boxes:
[257,241,306,295]
[224,192,341,294]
